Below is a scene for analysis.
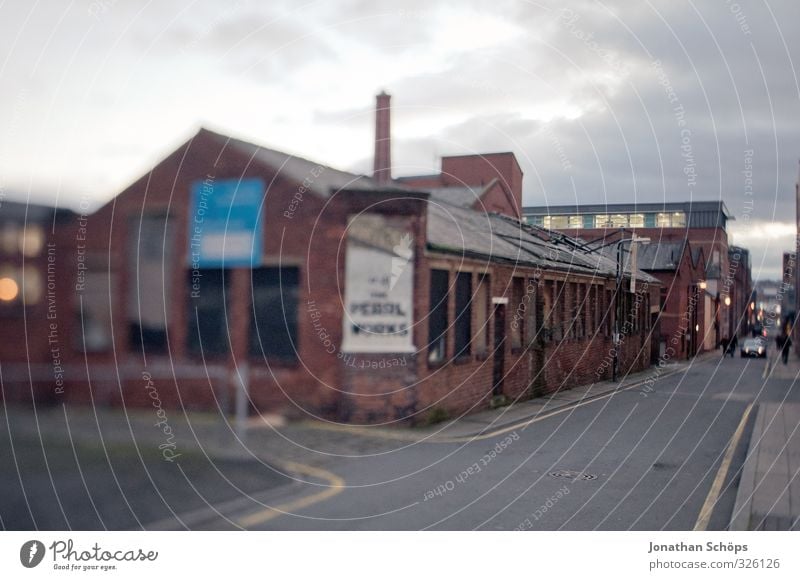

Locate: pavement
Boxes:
[729,350,800,530]
[303,355,704,443]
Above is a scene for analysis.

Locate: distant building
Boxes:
[523,201,748,351]
[795,161,800,353]
[754,280,782,332]
[781,251,795,335]
[730,246,753,337]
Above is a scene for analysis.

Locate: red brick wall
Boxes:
[441,152,522,219]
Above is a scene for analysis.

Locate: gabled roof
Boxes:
[200,128,415,198]
[635,241,688,271]
[426,181,493,209]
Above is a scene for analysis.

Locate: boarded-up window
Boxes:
[573,283,583,338]
[526,278,538,345]
[474,274,489,355]
[76,271,114,352]
[428,269,448,364]
[454,272,472,357]
[187,269,229,356]
[128,215,174,354]
[250,267,299,360]
[542,280,554,341]
[511,277,524,349]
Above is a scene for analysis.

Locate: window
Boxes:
[589,285,599,336]
[427,269,448,364]
[1,223,19,254]
[76,272,114,352]
[454,272,472,358]
[605,289,614,336]
[562,282,571,339]
[542,280,553,342]
[594,214,612,228]
[609,214,626,228]
[20,225,44,257]
[629,214,645,228]
[474,274,489,355]
[568,215,583,229]
[187,268,230,356]
[0,223,44,257]
[556,280,566,341]
[571,283,582,338]
[655,212,686,227]
[511,277,524,349]
[526,278,537,345]
[545,215,569,230]
[250,267,299,360]
[0,266,41,307]
[128,215,174,354]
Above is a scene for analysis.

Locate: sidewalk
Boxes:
[729,402,800,530]
[305,351,719,442]
[727,349,800,530]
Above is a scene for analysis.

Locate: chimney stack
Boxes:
[373,91,391,184]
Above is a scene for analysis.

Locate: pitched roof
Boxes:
[426,182,492,209]
[202,128,415,198]
[426,200,657,283]
[634,241,688,271]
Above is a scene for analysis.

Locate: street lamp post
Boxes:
[613,234,650,382]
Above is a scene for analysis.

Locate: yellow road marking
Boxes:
[693,402,754,531]
[236,461,344,528]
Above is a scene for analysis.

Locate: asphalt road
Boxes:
[3,353,797,530]
[230,355,797,531]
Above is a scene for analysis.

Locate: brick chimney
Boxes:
[373,91,391,184]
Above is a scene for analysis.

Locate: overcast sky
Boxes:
[1,0,798,279]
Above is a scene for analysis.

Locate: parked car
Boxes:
[741,337,767,358]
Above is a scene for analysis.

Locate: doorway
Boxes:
[493,304,506,396]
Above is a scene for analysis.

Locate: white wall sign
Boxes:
[341,214,415,353]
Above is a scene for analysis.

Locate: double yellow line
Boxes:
[237,461,345,528]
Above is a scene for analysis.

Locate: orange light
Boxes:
[0,277,19,301]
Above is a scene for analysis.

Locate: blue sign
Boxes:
[188,177,264,268]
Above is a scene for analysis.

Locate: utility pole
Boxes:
[613,233,650,382]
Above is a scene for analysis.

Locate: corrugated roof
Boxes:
[426,201,657,283]
[427,184,485,208]
[635,242,687,271]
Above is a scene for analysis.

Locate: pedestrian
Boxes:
[782,333,792,365]
[776,333,786,363]
[720,337,729,357]
[729,334,738,358]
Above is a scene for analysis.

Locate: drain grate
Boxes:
[549,469,597,481]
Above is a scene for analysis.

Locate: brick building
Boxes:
[0,200,76,401]
[523,201,747,352]
[1,94,660,424]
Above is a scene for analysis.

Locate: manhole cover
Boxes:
[549,469,597,481]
